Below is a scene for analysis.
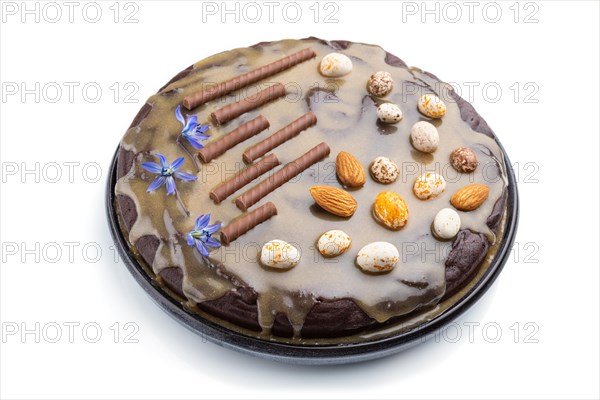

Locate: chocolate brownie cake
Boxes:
[113,38,509,343]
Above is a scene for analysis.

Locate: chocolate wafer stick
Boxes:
[220,201,278,245]
[242,112,317,163]
[183,48,316,110]
[198,115,269,163]
[211,83,286,125]
[209,154,280,204]
[235,142,331,211]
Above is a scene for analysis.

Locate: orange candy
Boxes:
[373,191,409,230]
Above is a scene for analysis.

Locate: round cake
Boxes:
[113,37,510,344]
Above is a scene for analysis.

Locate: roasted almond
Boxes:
[450,184,489,211]
[336,151,366,188]
[310,186,357,217]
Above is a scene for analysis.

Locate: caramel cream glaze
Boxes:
[115,38,507,342]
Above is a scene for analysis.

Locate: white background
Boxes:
[1,1,599,399]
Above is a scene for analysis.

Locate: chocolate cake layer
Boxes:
[443,229,490,299]
[114,38,509,343]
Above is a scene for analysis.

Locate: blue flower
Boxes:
[187,214,222,256]
[141,154,197,195]
[176,105,209,149]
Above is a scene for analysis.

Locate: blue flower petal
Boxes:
[170,157,185,171]
[195,124,209,134]
[185,136,206,149]
[147,176,166,192]
[205,237,221,248]
[141,162,162,174]
[175,105,186,126]
[195,240,209,256]
[174,171,197,181]
[195,214,211,230]
[165,176,176,195]
[182,115,198,134]
[205,222,221,235]
[187,232,195,246]
[157,154,169,169]
[192,132,210,141]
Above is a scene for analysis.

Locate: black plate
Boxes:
[106,147,519,364]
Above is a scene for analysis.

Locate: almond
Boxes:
[310,186,357,217]
[336,151,366,188]
[450,184,490,211]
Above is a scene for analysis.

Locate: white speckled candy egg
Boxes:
[317,230,352,257]
[260,240,300,270]
[370,156,399,183]
[417,94,447,118]
[410,121,439,153]
[413,172,446,200]
[319,52,353,77]
[356,242,400,273]
[367,71,394,97]
[432,208,461,240]
[376,103,403,124]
